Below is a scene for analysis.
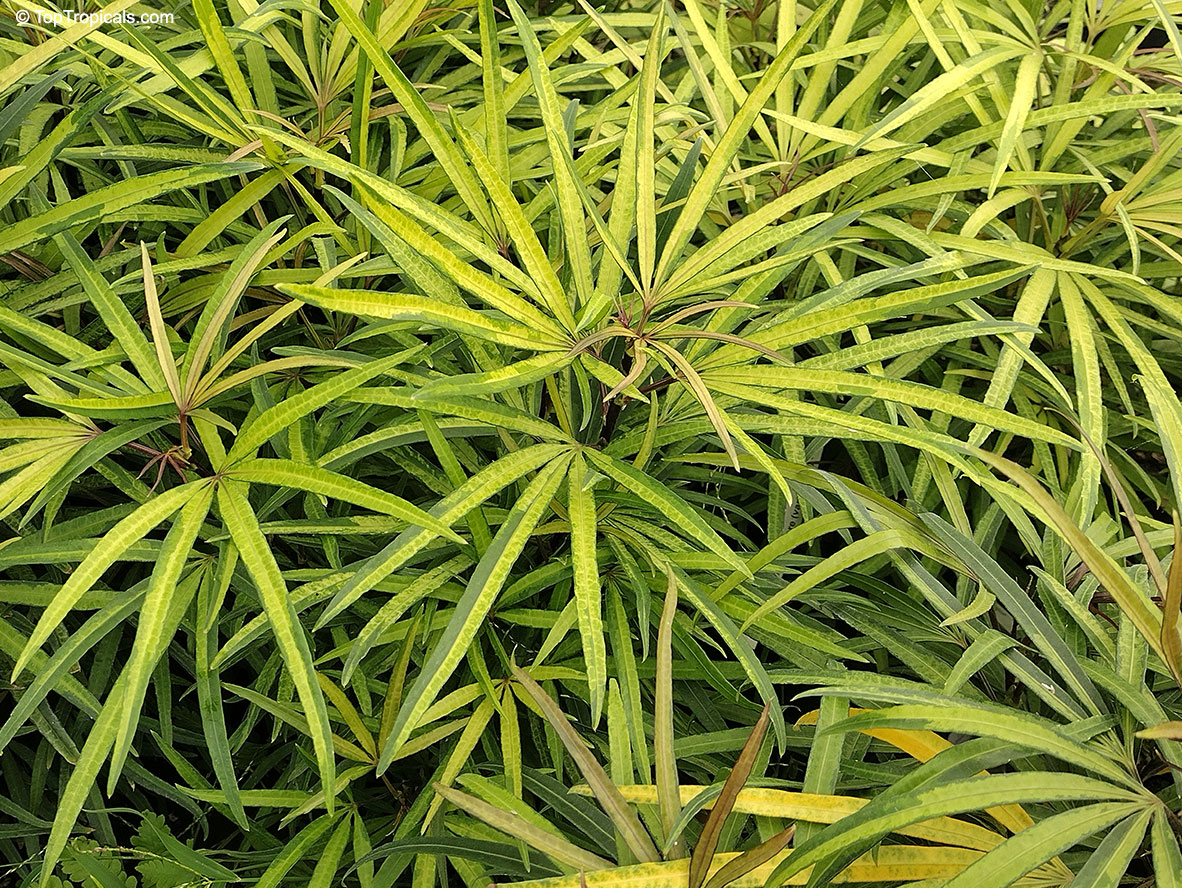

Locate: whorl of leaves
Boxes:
[2,1,1182,887]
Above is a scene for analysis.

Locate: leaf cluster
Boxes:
[3,0,1182,886]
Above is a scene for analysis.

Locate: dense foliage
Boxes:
[4,0,1182,885]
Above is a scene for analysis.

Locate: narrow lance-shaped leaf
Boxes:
[1161,513,1182,684]
[506,0,592,317]
[477,0,510,183]
[108,483,215,791]
[182,220,287,403]
[310,444,571,632]
[585,450,748,576]
[690,705,771,888]
[140,243,182,405]
[452,113,575,332]
[702,825,796,888]
[229,459,461,542]
[279,286,566,352]
[217,480,337,812]
[36,571,204,888]
[655,0,840,286]
[939,805,1147,888]
[970,447,1166,666]
[511,663,661,864]
[320,0,493,230]
[228,350,416,460]
[0,164,262,257]
[1061,809,1153,888]
[635,4,665,295]
[382,455,572,765]
[54,230,161,392]
[195,544,247,828]
[655,567,683,858]
[12,481,205,681]
[764,773,1142,888]
[434,783,612,872]
[989,51,1041,197]
[568,453,606,727]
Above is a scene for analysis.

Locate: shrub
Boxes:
[2,1,1182,886]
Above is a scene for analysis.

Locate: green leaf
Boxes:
[108,483,214,790]
[319,0,492,229]
[452,115,575,331]
[229,459,460,542]
[857,47,1025,147]
[506,0,593,315]
[54,231,163,392]
[585,450,748,576]
[765,773,1143,888]
[312,444,570,631]
[656,0,841,283]
[989,51,1041,197]
[434,784,612,872]
[415,354,575,400]
[941,805,1147,888]
[382,455,571,764]
[217,480,337,810]
[12,481,205,681]
[0,164,260,257]
[822,705,1137,789]
[1151,811,1182,888]
[1063,808,1153,888]
[971,448,1167,666]
[279,286,566,351]
[655,569,683,859]
[512,663,661,864]
[255,814,342,888]
[36,571,203,888]
[568,453,606,727]
[228,350,416,460]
